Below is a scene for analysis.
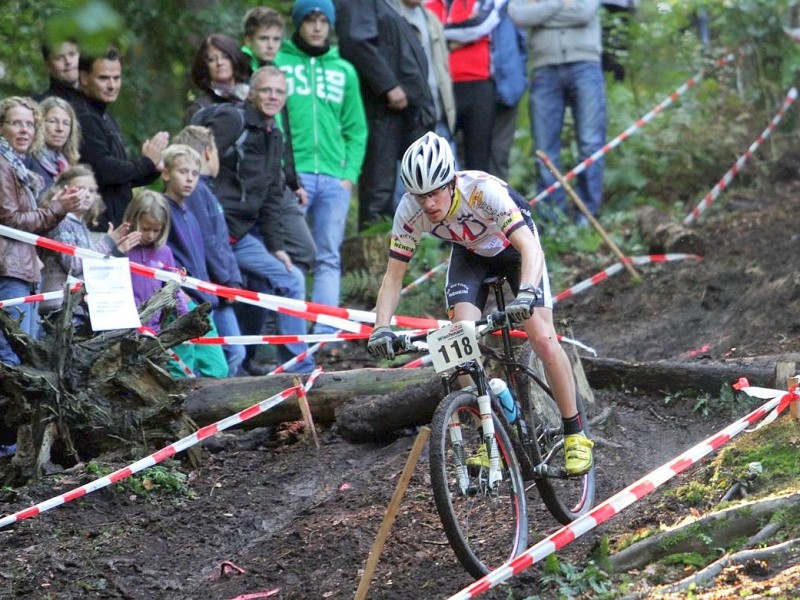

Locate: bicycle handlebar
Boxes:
[391,310,510,355]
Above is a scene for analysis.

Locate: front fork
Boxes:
[477,393,503,489]
[447,415,471,494]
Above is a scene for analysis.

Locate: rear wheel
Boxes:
[429,390,528,578]
[516,344,596,524]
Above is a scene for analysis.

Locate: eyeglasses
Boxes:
[3,120,36,131]
[414,183,449,203]
[255,86,287,97]
[45,118,71,128]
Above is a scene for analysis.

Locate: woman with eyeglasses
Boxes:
[29,96,82,192]
[0,96,83,366]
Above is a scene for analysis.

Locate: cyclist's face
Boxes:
[413,182,452,222]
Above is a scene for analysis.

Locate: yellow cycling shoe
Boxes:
[465,443,489,469]
[564,433,594,476]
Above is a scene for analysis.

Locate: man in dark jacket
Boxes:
[71,47,168,230]
[334,0,436,230]
[205,66,314,373]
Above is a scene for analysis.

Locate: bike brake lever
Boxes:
[485,311,508,331]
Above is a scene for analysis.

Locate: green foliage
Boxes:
[663,385,756,418]
[85,461,193,500]
[534,555,615,599]
[660,551,708,568]
[594,0,800,220]
[340,268,378,308]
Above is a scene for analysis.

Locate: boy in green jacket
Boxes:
[275,0,367,334]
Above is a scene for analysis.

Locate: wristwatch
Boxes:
[518,283,543,300]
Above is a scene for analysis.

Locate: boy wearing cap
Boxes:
[275,0,367,334]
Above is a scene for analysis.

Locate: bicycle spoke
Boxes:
[516,345,596,525]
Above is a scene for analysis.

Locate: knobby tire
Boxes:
[429,390,528,579]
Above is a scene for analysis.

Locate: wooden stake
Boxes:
[354,426,431,600]
[294,377,320,449]
[536,150,641,282]
[788,375,800,421]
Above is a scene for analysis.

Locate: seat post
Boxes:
[483,276,514,358]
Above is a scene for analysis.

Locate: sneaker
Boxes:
[465,443,489,469]
[564,433,594,476]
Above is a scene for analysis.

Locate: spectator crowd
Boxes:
[0,0,621,387]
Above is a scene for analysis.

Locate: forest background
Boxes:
[1,0,800,305]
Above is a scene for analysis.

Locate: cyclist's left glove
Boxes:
[368,326,398,359]
[506,285,542,323]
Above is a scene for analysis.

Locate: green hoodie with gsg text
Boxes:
[275,39,368,184]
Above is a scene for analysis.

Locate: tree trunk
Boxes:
[182,367,438,431]
[637,205,705,255]
[0,282,208,485]
[334,378,443,441]
[581,354,795,394]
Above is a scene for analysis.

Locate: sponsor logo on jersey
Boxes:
[467,188,484,207]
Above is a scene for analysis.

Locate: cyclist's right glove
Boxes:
[368,326,398,359]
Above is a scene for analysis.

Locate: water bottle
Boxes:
[490,378,517,424]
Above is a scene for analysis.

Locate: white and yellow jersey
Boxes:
[389,170,539,263]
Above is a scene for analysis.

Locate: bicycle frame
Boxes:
[430,278,540,485]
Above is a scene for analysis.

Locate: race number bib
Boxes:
[427,321,480,373]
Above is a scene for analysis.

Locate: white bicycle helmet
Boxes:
[400,132,455,195]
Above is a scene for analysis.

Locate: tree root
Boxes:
[654,536,800,595]
[608,491,800,572]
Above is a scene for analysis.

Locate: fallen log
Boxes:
[188,339,596,442]
[636,205,705,255]
[581,354,800,394]
[181,367,438,429]
[334,378,442,441]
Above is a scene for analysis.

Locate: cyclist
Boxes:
[367,131,594,476]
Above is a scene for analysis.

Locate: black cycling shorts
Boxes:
[444,243,553,313]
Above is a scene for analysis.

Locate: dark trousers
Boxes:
[490,102,520,180]
[358,106,427,231]
[453,79,496,171]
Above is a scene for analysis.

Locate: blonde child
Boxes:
[122,189,189,333]
[160,144,228,377]
[171,127,246,376]
[38,164,140,319]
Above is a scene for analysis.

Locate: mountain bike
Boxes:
[393,277,596,578]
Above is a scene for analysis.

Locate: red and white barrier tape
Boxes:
[554,254,702,303]
[0,283,83,309]
[448,379,794,599]
[400,258,450,296]
[683,87,798,224]
[530,53,736,206]
[0,225,371,335]
[0,379,320,529]
[0,225,454,336]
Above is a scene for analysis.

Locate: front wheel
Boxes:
[429,390,528,579]
[516,344,596,525]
